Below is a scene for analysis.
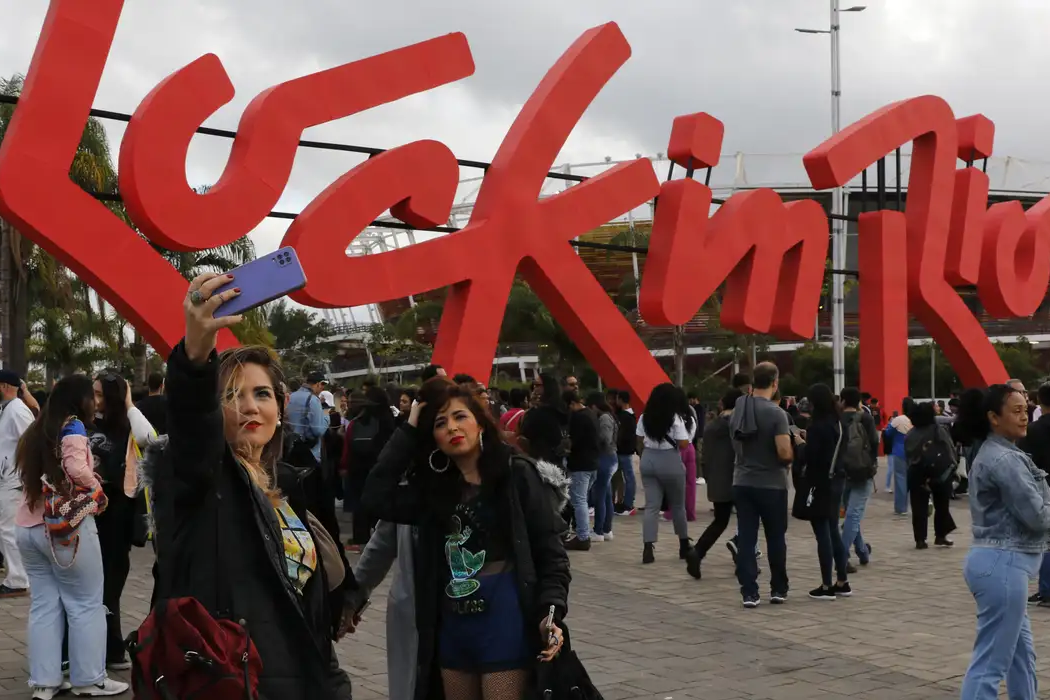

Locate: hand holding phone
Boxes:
[213,247,307,318]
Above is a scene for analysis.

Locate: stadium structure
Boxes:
[319,150,1050,384]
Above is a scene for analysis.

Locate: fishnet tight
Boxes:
[441,668,530,700]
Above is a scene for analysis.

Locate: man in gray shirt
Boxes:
[730,362,793,608]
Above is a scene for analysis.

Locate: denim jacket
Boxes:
[969,434,1050,553]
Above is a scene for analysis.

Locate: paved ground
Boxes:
[0,474,1044,699]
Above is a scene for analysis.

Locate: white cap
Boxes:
[319,390,335,408]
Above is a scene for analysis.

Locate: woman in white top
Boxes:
[636,383,691,564]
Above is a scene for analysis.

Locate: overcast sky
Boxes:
[3,0,1049,320]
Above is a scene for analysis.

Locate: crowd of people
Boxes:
[0,273,1049,699]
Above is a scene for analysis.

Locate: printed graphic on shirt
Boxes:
[444,514,486,599]
[274,500,317,593]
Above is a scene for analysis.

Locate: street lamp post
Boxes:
[797,2,865,394]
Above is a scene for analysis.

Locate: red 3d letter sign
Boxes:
[0,0,1040,407]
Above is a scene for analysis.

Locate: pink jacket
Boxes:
[16,420,101,527]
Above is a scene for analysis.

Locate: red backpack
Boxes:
[126,597,262,700]
[126,487,263,700]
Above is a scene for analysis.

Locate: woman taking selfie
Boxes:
[957,385,1050,700]
[142,273,351,699]
[361,377,571,700]
[16,376,128,698]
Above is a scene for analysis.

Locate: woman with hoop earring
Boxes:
[361,377,571,700]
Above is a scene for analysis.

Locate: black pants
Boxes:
[693,501,733,558]
[96,490,133,662]
[733,486,789,598]
[910,479,957,543]
[810,516,848,587]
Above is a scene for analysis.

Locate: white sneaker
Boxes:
[71,678,129,696]
[696,478,706,485]
[32,684,71,700]
[602,531,614,541]
[591,534,604,542]
[588,507,595,517]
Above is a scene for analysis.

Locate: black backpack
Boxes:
[841,413,877,481]
[919,432,956,483]
[348,416,381,464]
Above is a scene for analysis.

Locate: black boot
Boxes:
[642,542,655,564]
[685,548,702,580]
[679,538,692,560]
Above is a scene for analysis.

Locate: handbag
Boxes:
[41,418,109,566]
[533,623,603,700]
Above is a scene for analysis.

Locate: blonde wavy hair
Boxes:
[218,346,286,505]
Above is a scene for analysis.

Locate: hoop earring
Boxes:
[429,449,450,473]
[479,432,485,452]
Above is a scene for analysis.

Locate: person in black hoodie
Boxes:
[140,273,352,699]
[799,383,851,600]
[361,377,571,700]
[685,388,742,579]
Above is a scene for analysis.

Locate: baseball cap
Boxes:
[0,370,21,388]
[319,390,335,408]
[306,371,328,385]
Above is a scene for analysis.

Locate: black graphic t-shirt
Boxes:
[441,486,509,613]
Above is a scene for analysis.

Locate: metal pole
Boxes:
[830,0,845,394]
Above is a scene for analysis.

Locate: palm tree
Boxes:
[1,73,120,377]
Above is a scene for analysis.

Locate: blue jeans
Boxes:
[961,548,1040,700]
[733,486,788,598]
[840,480,872,563]
[17,518,107,689]
[569,470,597,540]
[617,455,636,509]
[593,455,617,536]
[1039,553,1050,598]
[889,455,909,514]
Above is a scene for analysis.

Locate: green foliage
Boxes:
[266,300,332,372]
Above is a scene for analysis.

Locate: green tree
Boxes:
[266,300,332,373]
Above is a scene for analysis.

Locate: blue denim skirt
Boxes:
[438,569,531,673]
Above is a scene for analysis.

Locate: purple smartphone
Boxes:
[213,247,308,318]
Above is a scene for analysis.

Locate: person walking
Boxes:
[883,400,915,513]
[614,391,638,515]
[730,362,793,608]
[839,387,878,571]
[957,384,1050,700]
[636,383,691,564]
[685,388,742,580]
[0,371,37,598]
[904,402,958,548]
[797,384,851,601]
